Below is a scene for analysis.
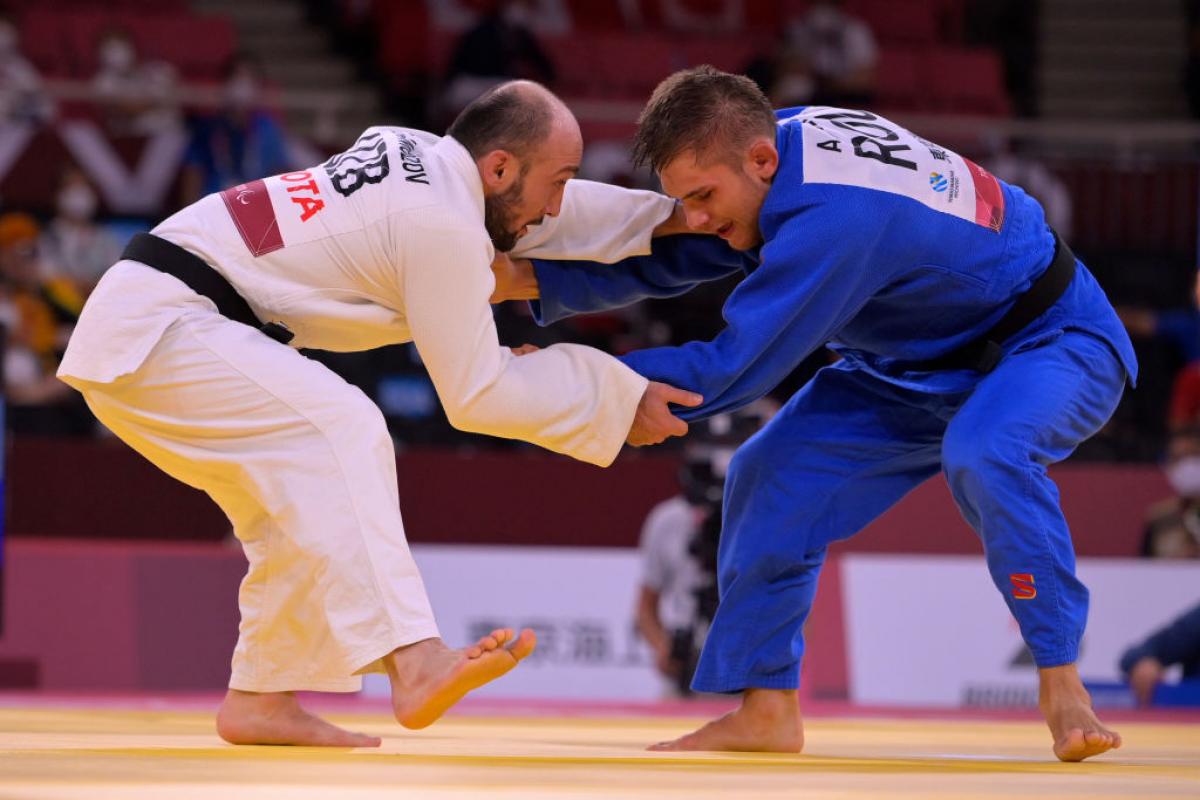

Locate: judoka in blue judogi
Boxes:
[520,81,1136,758]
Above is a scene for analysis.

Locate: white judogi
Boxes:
[58,128,674,692]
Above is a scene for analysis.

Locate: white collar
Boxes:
[434,134,485,223]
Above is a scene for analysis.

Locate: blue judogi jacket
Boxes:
[530,107,1137,419]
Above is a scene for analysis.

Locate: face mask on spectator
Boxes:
[100,39,135,72]
[225,75,260,110]
[57,184,97,222]
[1166,456,1200,497]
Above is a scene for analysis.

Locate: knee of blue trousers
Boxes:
[941,421,1030,513]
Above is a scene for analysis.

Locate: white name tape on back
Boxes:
[794,107,1005,233]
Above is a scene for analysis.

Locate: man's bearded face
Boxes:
[484,169,545,252]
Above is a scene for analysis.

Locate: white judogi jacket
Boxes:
[59,128,676,467]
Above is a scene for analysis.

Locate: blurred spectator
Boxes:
[1118,313,1200,444]
[441,0,556,121]
[744,36,817,108]
[0,13,53,125]
[983,136,1073,241]
[634,404,773,696]
[1119,601,1200,706]
[1167,276,1200,431]
[1141,426,1200,558]
[783,0,877,106]
[39,166,122,291]
[181,54,291,201]
[1169,360,1200,431]
[0,212,92,435]
[656,0,744,34]
[91,28,181,136]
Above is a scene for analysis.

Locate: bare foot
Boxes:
[387,627,536,730]
[649,688,804,752]
[1039,664,1122,762]
[216,689,381,747]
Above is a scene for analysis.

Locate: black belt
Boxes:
[122,232,294,344]
[902,231,1077,374]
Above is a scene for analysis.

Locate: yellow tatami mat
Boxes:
[1,702,1197,799]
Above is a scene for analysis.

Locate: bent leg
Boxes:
[942,331,1127,760]
[658,365,946,752]
[70,310,532,741]
[694,364,946,695]
[76,310,440,692]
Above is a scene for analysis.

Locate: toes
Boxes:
[491,628,513,646]
[507,628,537,661]
[350,732,383,748]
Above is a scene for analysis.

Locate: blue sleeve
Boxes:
[1120,602,1200,673]
[619,208,888,421]
[528,234,748,325]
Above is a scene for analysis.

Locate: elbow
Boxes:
[443,401,488,434]
[441,382,507,435]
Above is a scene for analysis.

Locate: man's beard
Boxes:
[484,174,541,253]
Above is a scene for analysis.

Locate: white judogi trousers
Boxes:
[65,303,440,693]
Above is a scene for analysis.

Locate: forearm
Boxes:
[510,179,677,263]
[407,222,648,467]
[438,343,648,467]
[529,234,746,325]
[636,590,671,653]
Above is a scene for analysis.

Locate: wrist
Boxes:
[512,258,539,300]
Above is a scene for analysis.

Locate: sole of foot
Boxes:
[395,628,537,730]
[216,691,382,748]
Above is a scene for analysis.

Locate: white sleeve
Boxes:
[508,179,677,263]
[402,214,648,467]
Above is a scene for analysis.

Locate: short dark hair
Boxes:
[447,82,555,162]
[632,65,777,172]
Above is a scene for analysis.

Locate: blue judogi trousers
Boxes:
[693,330,1127,693]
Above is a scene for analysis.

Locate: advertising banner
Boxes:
[364,545,664,699]
[842,555,1200,707]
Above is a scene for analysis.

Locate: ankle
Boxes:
[1038,664,1091,708]
[741,689,800,721]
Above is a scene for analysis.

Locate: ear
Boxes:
[478,149,520,194]
[746,137,779,182]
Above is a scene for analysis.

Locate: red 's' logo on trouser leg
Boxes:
[1010,573,1037,600]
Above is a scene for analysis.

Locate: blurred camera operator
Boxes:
[635,403,773,696]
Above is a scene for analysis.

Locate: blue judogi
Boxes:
[531,107,1138,694]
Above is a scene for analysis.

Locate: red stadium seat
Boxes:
[920,48,1010,116]
[875,47,920,111]
[678,35,769,73]
[17,9,70,77]
[589,32,678,98]
[540,33,597,96]
[375,1,432,79]
[134,16,236,80]
[844,0,938,46]
[565,0,630,31]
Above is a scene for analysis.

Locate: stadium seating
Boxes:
[19,6,235,81]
